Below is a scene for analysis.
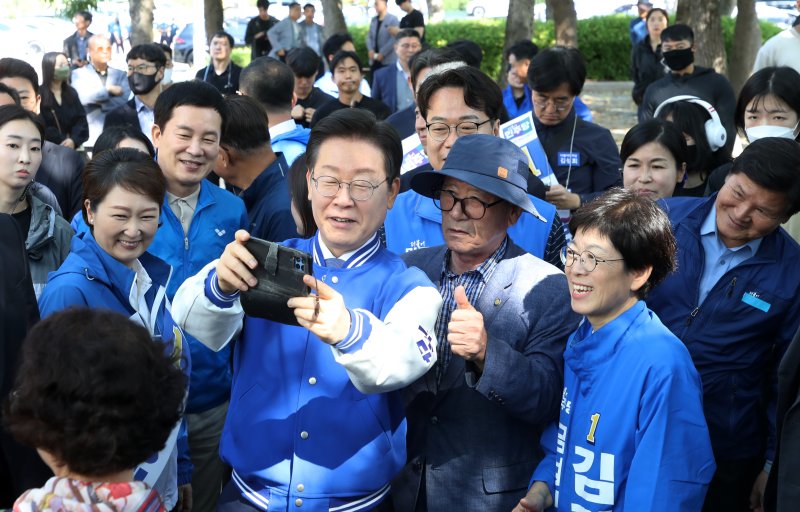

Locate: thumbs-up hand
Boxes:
[447,285,488,369]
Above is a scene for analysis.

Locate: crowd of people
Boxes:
[1,0,800,511]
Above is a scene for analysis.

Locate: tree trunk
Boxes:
[548,0,577,48]
[426,0,445,23]
[501,0,535,85]
[204,0,224,43]
[690,0,727,75]
[719,0,736,16]
[129,0,154,46]
[675,0,690,24]
[320,0,347,38]
[729,0,761,93]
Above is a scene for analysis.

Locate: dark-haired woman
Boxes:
[0,104,72,299]
[622,119,688,200]
[515,189,715,512]
[631,8,669,113]
[38,148,191,511]
[287,152,316,237]
[39,52,89,149]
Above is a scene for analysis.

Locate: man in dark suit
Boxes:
[372,29,422,114]
[392,134,579,510]
[63,10,94,69]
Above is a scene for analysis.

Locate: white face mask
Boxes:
[162,68,173,85]
[745,122,799,142]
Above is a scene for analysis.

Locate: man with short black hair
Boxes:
[372,29,422,114]
[196,31,242,95]
[150,80,249,512]
[311,51,391,125]
[528,46,621,213]
[503,40,538,119]
[316,33,371,98]
[217,94,296,243]
[287,47,335,128]
[367,0,400,76]
[239,57,311,165]
[245,0,279,60]
[172,108,441,512]
[646,137,800,512]
[639,24,736,153]
[105,43,167,140]
[298,3,324,55]
[392,0,425,41]
[64,10,93,69]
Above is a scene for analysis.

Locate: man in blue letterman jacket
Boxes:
[646,138,800,512]
[172,109,441,512]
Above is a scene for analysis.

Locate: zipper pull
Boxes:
[184,236,189,250]
[727,277,737,298]
[686,306,700,326]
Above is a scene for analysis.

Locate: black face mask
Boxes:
[663,48,694,71]
[128,72,159,95]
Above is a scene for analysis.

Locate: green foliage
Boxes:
[443,0,468,10]
[44,0,97,18]
[232,47,251,68]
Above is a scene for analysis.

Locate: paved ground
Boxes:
[582,80,638,147]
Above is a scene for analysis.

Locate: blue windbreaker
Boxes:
[532,302,715,511]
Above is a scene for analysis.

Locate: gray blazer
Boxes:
[267,17,300,57]
[366,13,399,66]
[392,241,579,511]
[71,64,130,146]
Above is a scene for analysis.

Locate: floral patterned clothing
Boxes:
[14,477,164,512]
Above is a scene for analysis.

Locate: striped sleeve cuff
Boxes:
[335,309,373,353]
[205,268,240,308]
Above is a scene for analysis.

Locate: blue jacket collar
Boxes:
[312,232,382,269]
[566,300,648,379]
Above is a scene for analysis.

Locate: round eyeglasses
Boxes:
[425,119,493,142]
[433,189,502,220]
[560,247,624,272]
[310,173,388,201]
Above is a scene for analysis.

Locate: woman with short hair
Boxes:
[515,188,716,512]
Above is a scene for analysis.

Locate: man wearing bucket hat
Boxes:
[391,134,579,510]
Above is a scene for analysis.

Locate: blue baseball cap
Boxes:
[410,134,545,221]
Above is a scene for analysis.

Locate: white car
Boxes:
[466,0,545,20]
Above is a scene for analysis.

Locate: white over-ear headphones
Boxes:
[654,95,727,152]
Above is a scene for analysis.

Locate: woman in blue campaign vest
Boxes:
[38,148,191,511]
[515,189,715,512]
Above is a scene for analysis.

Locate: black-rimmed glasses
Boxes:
[433,189,502,220]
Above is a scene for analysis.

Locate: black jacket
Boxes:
[765,325,800,512]
[630,36,667,106]
[245,15,278,59]
[38,141,85,219]
[63,30,93,68]
[104,98,140,132]
[0,214,52,503]
[639,66,737,154]
[39,85,90,147]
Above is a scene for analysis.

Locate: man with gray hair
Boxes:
[392,134,578,510]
